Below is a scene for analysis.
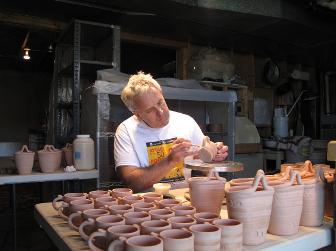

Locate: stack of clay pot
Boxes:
[268,171,304,235]
[14,145,35,175]
[62,143,73,166]
[38,145,62,173]
[188,169,226,215]
[225,169,274,245]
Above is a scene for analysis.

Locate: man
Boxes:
[114,72,228,192]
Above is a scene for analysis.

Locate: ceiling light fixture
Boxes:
[23,48,30,60]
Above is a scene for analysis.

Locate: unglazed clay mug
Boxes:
[171,205,196,216]
[111,188,133,198]
[68,208,110,231]
[157,199,181,209]
[108,235,163,251]
[79,214,125,241]
[167,216,196,229]
[193,212,220,223]
[108,204,134,215]
[140,219,172,235]
[89,190,111,199]
[143,193,163,203]
[119,195,144,205]
[95,196,118,209]
[133,202,157,212]
[52,192,87,211]
[89,224,140,251]
[212,218,243,251]
[149,208,175,220]
[189,223,221,251]
[123,211,151,225]
[152,228,194,251]
[58,198,94,220]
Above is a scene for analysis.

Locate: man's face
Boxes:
[133,87,170,128]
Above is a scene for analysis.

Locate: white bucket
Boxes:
[273,116,288,138]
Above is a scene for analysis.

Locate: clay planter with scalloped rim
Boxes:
[225,170,274,246]
[38,145,62,173]
[188,170,226,215]
[15,145,35,175]
[268,171,304,235]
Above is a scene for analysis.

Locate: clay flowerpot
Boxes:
[188,170,226,215]
[62,143,73,166]
[268,171,304,236]
[225,169,274,246]
[38,145,62,173]
[198,136,218,163]
[300,165,325,227]
[15,145,35,175]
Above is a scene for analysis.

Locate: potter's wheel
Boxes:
[184,157,244,172]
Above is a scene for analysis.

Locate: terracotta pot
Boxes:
[38,145,62,173]
[15,145,35,175]
[62,143,73,166]
[225,169,274,245]
[188,170,226,215]
[300,166,325,227]
[268,171,304,235]
[199,136,218,163]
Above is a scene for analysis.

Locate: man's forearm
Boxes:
[120,156,177,192]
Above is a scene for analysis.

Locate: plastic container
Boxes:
[73,135,95,170]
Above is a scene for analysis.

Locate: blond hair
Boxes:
[121,71,162,111]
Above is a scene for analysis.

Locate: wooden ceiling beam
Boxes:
[0,12,66,31]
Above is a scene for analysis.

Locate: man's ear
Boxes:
[133,111,141,120]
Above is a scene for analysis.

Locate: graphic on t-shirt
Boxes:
[146,137,184,182]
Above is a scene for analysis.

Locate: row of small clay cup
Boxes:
[76,204,204,240]
[89,218,242,251]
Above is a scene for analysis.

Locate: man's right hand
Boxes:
[167,138,194,165]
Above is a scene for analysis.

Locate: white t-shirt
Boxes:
[114,110,204,183]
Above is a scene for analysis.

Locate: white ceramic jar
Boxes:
[73,135,95,170]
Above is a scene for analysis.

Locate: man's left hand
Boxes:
[212,142,229,162]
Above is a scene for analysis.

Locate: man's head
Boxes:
[121,72,170,128]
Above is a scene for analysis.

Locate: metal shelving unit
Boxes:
[50,19,120,147]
